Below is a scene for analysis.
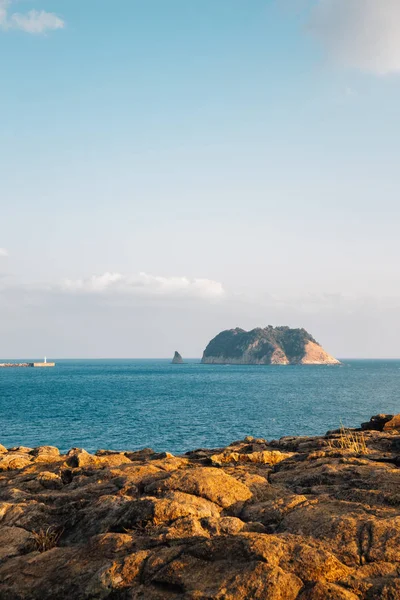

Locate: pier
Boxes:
[0,359,55,368]
[0,363,34,368]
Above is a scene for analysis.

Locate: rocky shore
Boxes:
[1,414,400,599]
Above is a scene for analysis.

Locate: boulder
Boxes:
[37,472,63,490]
[383,414,400,432]
[361,414,394,431]
[31,446,60,462]
[66,449,101,468]
[0,453,32,471]
[144,467,252,509]
[125,448,156,461]
[65,448,132,469]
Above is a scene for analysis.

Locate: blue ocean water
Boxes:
[0,359,399,454]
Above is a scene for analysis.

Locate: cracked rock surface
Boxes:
[1,416,400,599]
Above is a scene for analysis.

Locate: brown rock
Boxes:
[300,582,359,599]
[31,446,61,462]
[211,450,292,466]
[125,448,156,461]
[144,467,252,508]
[0,526,32,560]
[0,453,32,471]
[37,471,63,490]
[383,414,400,431]
[66,448,132,469]
[99,453,132,467]
[66,448,101,468]
[242,494,309,528]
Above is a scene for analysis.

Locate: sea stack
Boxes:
[172,351,184,364]
[202,326,340,365]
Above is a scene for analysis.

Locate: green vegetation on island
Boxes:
[202,325,340,365]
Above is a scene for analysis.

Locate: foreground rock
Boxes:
[1,415,400,598]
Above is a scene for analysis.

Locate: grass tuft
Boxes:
[32,527,63,553]
[327,424,367,455]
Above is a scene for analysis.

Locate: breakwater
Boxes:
[0,362,55,368]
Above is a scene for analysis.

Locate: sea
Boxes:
[1,359,399,454]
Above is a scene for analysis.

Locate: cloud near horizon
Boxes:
[60,272,225,300]
[0,1,64,34]
[308,0,400,74]
[0,248,8,257]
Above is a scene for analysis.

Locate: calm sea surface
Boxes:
[1,359,399,454]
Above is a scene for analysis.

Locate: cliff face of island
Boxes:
[0,414,400,599]
[202,326,340,365]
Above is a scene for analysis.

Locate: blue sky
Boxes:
[1,0,400,358]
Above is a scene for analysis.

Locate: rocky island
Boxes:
[202,326,340,365]
[172,351,184,364]
[0,414,400,598]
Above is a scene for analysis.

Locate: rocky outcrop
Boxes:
[361,414,395,431]
[172,351,184,364]
[202,326,340,365]
[1,416,400,598]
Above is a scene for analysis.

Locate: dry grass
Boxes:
[124,518,162,537]
[327,424,368,455]
[32,527,63,553]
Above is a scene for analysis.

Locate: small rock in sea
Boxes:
[172,351,184,364]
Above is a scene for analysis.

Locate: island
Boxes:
[201,325,340,365]
[171,351,184,364]
[0,413,399,598]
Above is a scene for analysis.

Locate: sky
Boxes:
[1,0,400,358]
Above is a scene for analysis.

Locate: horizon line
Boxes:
[2,357,400,361]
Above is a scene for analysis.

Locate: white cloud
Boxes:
[0,1,8,27]
[10,9,64,34]
[60,272,225,300]
[0,1,64,34]
[308,0,400,74]
[0,248,8,257]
